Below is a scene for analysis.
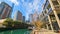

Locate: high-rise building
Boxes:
[29,14,33,22]
[14,11,23,22]
[22,16,25,22]
[0,2,12,19]
[33,11,39,22]
[40,0,60,32]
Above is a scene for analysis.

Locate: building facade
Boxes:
[33,11,39,22]
[40,0,60,32]
[22,16,25,22]
[14,11,23,22]
[29,14,33,23]
[0,2,12,19]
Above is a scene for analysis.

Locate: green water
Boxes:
[0,29,31,34]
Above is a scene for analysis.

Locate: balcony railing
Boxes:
[51,0,56,1]
[47,8,52,15]
[57,0,60,2]
[51,17,56,22]
[54,5,60,11]
[43,0,49,10]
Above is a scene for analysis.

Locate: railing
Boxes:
[50,17,57,22]
[47,8,52,15]
[51,0,56,1]
[54,5,60,10]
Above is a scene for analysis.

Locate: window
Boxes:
[47,4,51,10]
[45,10,47,14]
[58,14,60,19]
[0,5,4,14]
[48,24,51,30]
[52,0,59,5]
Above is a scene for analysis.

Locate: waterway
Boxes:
[0,29,31,34]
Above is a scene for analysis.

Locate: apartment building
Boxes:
[0,2,12,19]
[40,0,60,32]
[13,11,23,22]
[22,16,25,22]
[29,14,33,23]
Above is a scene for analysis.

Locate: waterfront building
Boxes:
[22,16,25,22]
[40,0,60,32]
[13,11,23,22]
[29,14,33,23]
[0,2,12,19]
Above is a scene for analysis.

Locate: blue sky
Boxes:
[0,0,46,20]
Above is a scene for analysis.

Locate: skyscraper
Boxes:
[0,2,12,19]
[29,14,33,23]
[14,11,23,22]
[22,16,25,22]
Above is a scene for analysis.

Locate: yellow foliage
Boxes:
[34,20,43,29]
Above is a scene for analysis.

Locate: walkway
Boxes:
[31,28,60,34]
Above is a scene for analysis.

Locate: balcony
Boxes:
[43,0,49,10]
[54,5,60,11]
[51,0,56,1]
[51,17,56,22]
[47,8,52,15]
[57,0,60,3]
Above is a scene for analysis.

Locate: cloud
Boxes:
[0,0,3,2]
[21,0,43,20]
[21,0,24,2]
[9,0,19,5]
[0,2,1,4]
[21,0,45,20]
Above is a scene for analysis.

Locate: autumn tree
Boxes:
[34,20,43,30]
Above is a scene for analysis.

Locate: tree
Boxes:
[34,20,43,30]
[2,18,32,28]
[3,18,13,27]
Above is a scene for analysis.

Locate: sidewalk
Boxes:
[31,28,60,34]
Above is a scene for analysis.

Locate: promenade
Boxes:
[31,28,60,34]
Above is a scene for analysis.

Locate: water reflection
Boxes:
[0,29,31,34]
